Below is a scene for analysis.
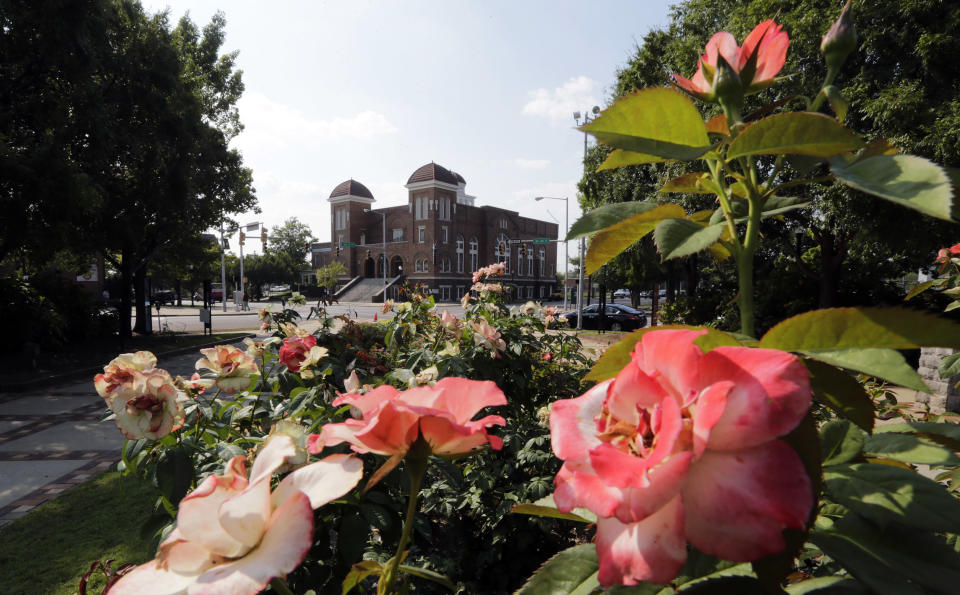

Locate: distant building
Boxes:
[310,162,559,302]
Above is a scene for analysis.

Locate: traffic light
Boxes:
[336,245,341,256]
[498,242,506,256]
[239,231,245,246]
[261,228,268,250]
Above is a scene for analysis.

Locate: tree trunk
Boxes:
[817,230,849,308]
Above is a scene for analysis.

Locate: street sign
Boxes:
[532,238,551,244]
[341,241,357,247]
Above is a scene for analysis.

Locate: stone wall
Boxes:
[916,347,960,413]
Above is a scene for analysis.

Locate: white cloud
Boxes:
[522,76,600,126]
[514,158,551,169]
[234,92,398,153]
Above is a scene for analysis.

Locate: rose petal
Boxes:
[633,330,705,405]
[398,378,507,424]
[177,468,250,558]
[595,496,687,586]
[271,453,363,510]
[700,347,810,450]
[692,380,733,458]
[683,442,812,561]
[106,558,199,595]
[550,380,609,461]
[192,491,314,595]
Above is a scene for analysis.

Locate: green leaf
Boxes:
[511,493,597,524]
[810,514,960,594]
[708,195,810,225]
[342,560,383,595]
[598,149,667,171]
[823,463,960,532]
[820,420,866,466]
[760,307,960,350]
[805,359,875,432]
[586,325,741,382]
[653,219,725,261]
[783,576,863,594]
[939,353,960,379]
[584,204,688,274]
[581,88,712,161]
[904,279,941,301]
[515,543,600,595]
[398,565,456,590]
[659,172,714,194]
[803,348,929,393]
[830,154,957,221]
[155,448,194,507]
[874,420,960,451]
[822,86,849,122]
[727,112,863,159]
[568,201,668,240]
[863,432,960,465]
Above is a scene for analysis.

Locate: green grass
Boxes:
[0,471,160,595]
[0,332,249,387]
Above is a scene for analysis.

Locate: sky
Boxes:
[141,0,676,256]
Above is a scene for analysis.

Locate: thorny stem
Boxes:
[707,159,742,255]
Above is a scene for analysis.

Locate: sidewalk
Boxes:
[0,334,266,530]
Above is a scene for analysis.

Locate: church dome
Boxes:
[407,162,459,185]
[329,179,374,199]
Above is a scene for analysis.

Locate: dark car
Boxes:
[564,303,648,331]
[151,290,177,305]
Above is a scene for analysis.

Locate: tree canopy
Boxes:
[579,0,960,330]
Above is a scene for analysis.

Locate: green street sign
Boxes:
[532,238,551,244]
[341,241,357,247]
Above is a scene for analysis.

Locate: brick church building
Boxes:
[310,162,559,302]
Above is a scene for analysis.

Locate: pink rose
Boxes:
[110,434,362,594]
[550,329,812,586]
[472,319,506,356]
[94,351,158,402]
[279,335,318,373]
[672,20,789,102]
[310,378,507,457]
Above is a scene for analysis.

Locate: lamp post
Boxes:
[364,208,388,287]
[219,224,228,312]
[534,196,569,312]
[572,107,601,330]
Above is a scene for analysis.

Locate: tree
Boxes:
[316,261,347,291]
[580,0,959,330]
[269,217,315,263]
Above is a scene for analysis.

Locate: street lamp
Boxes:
[572,107,601,330]
[364,208,388,287]
[535,196,569,313]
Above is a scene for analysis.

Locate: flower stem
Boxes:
[269,577,296,595]
[379,441,429,595]
[737,157,763,338]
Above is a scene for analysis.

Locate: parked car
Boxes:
[563,303,648,331]
[269,285,290,293]
[151,290,177,305]
[613,288,630,299]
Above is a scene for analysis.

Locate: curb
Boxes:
[0,333,255,393]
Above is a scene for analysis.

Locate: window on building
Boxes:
[469,236,478,272]
[422,259,428,272]
[418,226,425,243]
[539,248,545,277]
[457,285,465,299]
[337,234,343,250]
[440,286,451,301]
[527,250,534,277]
[456,235,464,273]
[499,218,508,229]
[517,248,524,276]
[392,228,403,242]
[541,285,548,298]
[359,232,365,246]
[526,286,533,299]
[441,226,448,244]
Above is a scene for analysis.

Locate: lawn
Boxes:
[0,471,159,595]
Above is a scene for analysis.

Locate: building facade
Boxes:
[311,162,559,302]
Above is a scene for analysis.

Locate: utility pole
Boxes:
[573,106,600,330]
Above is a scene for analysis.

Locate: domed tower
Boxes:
[405,163,459,274]
[328,179,374,277]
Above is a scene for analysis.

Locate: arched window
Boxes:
[456,235,464,273]
[527,248,534,277]
[469,236,478,272]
